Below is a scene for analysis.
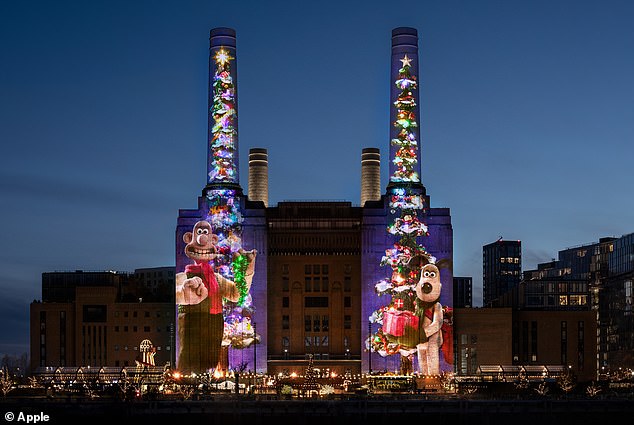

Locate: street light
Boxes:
[368,321,372,373]
[253,321,257,373]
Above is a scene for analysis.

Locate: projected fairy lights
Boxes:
[209,48,238,183]
[207,48,255,348]
[390,54,420,184]
[368,55,452,375]
[369,188,433,356]
[206,188,257,350]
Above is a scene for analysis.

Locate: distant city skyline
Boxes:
[1,0,633,355]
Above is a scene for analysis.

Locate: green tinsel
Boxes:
[232,253,249,306]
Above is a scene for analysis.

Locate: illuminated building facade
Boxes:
[266,202,362,375]
[175,27,453,375]
[453,307,597,382]
[30,269,175,370]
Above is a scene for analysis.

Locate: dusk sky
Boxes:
[1,0,633,356]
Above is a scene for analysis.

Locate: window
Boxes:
[133,311,138,318]
[282,297,289,308]
[124,326,128,332]
[305,265,312,275]
[114,326,119,332]
[322,265,329,274]
[313,315,320,332]
[304,337,312,347]
[561,321,567,364]
[124,312,129,318]
[282,277,289,292]
[344,336,349,347]
[559,296,568,306]
[530,321,538,362]
[344,277,351,292]
[144,326,150,332]
[322,316,329,332]
[305,277,311,292]
[282,315,289,330]
[305,316,311,332]
[344,297,351,308]
[282,336,289,347]
[83,305,107,322]
[578,321,585,371]
[305,297,328,308]
[282,264,289,274]
[144,311,150,318]
[313,265,320,274]
[321,336,329,347]
[314,336,320,346]
[344,315,351,329]
[322,277,329,292]
[313,277,321,292]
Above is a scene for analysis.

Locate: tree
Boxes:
[0,367,14,397]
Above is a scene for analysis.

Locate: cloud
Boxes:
[0,169,176,212]
[523,247,556,270]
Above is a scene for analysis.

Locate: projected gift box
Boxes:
[383,309,419,337]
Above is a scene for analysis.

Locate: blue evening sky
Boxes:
[1,0,633,355]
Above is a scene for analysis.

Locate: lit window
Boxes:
[559,296,568,306]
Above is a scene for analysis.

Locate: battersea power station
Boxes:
[174,27,453,377]
[29,27,454,379]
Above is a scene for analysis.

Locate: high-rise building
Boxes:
[594,233,634,371]
[453,277,473,308]
[482,239,521,307]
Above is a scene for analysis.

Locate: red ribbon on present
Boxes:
[383,309,419,337]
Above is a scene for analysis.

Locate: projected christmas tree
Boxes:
[207,48,256,350]
[209,48,238,183]
[368,55,435,371]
